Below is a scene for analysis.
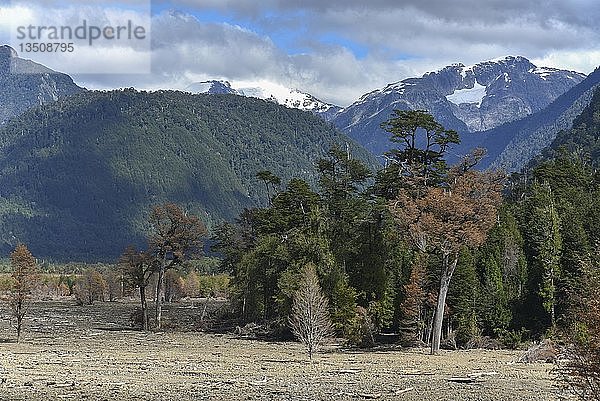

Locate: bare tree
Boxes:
[9,244,38,342]
[74,269,107,305]
[288,263,333,359]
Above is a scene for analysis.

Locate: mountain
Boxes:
[453,66,600,171]
[0,45,84,125]
[186,80,342,120]
[186,80,239,95]
[530,85,600,167]
[0,90,377,261]
[333,56,586,157]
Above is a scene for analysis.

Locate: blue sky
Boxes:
[1,0,599,105]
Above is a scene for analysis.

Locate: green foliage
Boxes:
[0,89,377,261]
[448,248,481,345]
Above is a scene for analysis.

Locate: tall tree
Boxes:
[9,244,38,342]
[148,203,207,329]
[256,170,281,205]
[390,168,503,353]
[375,109,459,198]
[528,182,562,328]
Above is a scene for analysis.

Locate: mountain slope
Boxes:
[187,80,342,120]
[453,66,600,171]
[0,45,84,124]
[533,86,600,165]
[333,56,585,157]
[0,90,377,261]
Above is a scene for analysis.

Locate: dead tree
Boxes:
[288,263,333,359]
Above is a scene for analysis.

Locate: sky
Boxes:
[1,0,599,106]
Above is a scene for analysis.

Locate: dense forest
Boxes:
[214,87,600,352]
[0,89,376,260]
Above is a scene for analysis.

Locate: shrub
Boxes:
[74,269,106,305]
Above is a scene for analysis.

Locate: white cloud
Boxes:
[2,1,599,105]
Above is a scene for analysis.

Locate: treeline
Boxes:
[215,106,600,351]
[0,89,377,260]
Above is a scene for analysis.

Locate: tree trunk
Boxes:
[16,300,23,342]
[431,252,459,355]
[155,260,166,330]
[140,285,148,331]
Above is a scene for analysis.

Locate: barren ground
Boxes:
[0,300,565,400]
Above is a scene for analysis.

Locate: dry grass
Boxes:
[0,300,564,400]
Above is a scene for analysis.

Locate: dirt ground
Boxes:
[0,300,566,400]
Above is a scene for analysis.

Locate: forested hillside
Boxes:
[0,89,377,261]
[215,104,600,352]
[533,86,600,164]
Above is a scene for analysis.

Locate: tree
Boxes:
[103,267,123,302]
[375,109,459,198]
[74,268,107,305]
[525,182,563,329]
[289,263,333,359]
[164,270,185,303]
[559,250,600,400]
[120,246,154,330]
[398,252,428,344]
[184,270,201,298]
[9,244,38,342]
[390,168,503,354]
[148,203,207,329]
[256,170,281,205]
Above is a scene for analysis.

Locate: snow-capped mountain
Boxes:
[186,80,342,120]
[333,56,586,157]
[186,80,238,95]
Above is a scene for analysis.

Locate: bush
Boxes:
[74,269,106,305]
[346,306,375,348]
[496,328,529,350]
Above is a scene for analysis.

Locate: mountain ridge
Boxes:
[451,66,600,171]
[186,79,342,120]
[0,45,84,125]
[333,55,586,157]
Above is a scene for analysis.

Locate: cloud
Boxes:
[2,1,599,105]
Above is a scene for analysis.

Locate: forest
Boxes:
[0,89,377,260]
[2,89,599,400]
[209,95,600,395]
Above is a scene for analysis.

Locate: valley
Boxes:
[0,300,562,401]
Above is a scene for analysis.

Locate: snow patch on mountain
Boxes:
[446,81,487,107]
[186,79,340,117]
[529,67,560,80]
